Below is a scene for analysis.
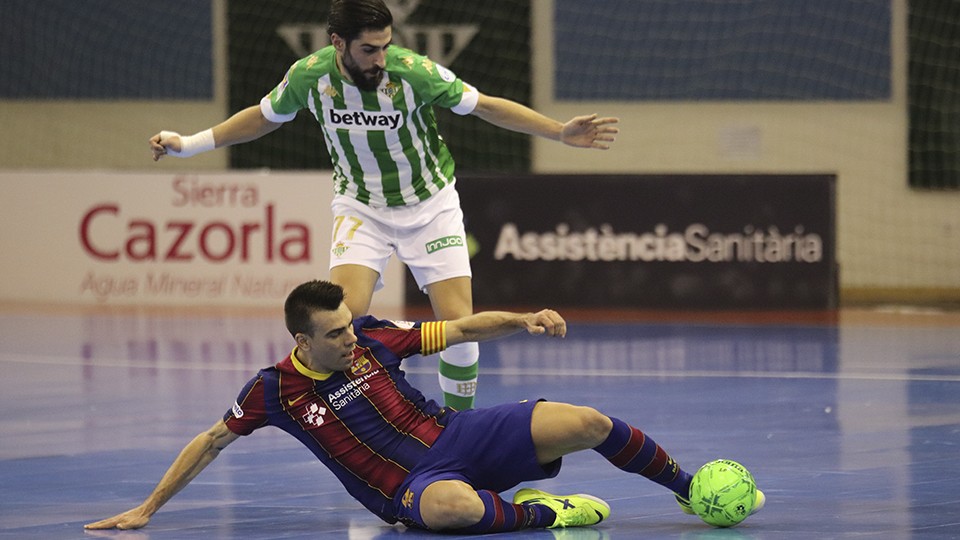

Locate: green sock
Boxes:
[438,357,478,410]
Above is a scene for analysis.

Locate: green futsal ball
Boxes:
[689,459,756,527]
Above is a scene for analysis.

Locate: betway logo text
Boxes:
[327,109,403,131]
[494,223,823,264]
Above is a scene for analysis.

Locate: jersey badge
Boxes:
[231,401,244,418]
[400,56,415,69]
[350,355,373,376]
[381,81,400,99]
[302,402,327,427]
[306,55,319,68]
[276,74,290,100]
[332,241,349,258]
[437,64,456,83]
[421,58,435,74]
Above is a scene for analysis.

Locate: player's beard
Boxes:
[342,50,384,92]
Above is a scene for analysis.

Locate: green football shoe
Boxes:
[676,493,696,515]
[514,488,610,528]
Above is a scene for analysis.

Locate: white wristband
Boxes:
[161,129,216,158]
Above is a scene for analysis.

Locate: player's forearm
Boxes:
[157,106,281,159]
[211,105,282,148]
[140,427,229,515]
[447,311,530,344]
[472,95,562,141]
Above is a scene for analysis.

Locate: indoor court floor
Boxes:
[1,305,959,539]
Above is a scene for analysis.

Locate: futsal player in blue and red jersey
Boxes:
[86,280,763,533]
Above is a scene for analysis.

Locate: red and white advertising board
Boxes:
[0,171,404,309]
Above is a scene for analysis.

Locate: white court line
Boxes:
[3,352,960,383]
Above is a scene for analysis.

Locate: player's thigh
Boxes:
[328,203,394,307]
[396,198,471,294]
[329,264,380,317]
[329,203,394,270]
[530,402,613,464]
[425,276,473,319]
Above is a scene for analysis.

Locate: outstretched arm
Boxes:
[470,93,619,149]
[84,419,240,530]
[444,309,567,347]
[150,105,283,161]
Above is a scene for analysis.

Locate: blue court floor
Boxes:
[1,306,959,539]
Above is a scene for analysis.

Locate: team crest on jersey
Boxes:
[381,81,400,99]
[302,402,327,427]
[350,355,373,376]
[332,241,349,258]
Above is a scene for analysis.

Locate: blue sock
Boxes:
[450,489,554,533]
[594,417,693,498]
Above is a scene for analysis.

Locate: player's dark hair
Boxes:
[327,0,393,43]
[284,280,345,337]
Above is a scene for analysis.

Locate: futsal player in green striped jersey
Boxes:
[150,0,619,410]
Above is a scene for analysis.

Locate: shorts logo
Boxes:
[332,241,349,258]
[232,401,244,418]
[425,235,464,254]
[401,489,415,509]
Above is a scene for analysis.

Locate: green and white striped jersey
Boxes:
[260,45,478,208]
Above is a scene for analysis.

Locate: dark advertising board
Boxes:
[407,174,837,310]
[227,0,530,172]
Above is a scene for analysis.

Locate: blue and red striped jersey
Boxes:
[223,315,453,523]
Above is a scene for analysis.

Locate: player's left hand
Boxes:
[522,309,567,338]
[84,505,152,530]
[149,131,182,161]
[560,114,620,149]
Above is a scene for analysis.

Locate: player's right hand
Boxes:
[522,309,567,338]
[149,131,182,161]
[84,506,152,530]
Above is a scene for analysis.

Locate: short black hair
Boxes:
[284,280,345,337]
[327,0,393,43]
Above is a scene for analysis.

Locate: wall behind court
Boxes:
[0,0,956,305]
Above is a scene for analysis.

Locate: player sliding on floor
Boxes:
[86,280,763,533]
[148,0,619,411]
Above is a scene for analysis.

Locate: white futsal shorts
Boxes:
[329,185,472,292]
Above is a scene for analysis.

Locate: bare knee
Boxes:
[419,481,484,530]
[532,402,613,463]
[575,406,614,447]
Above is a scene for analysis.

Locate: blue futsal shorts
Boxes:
[391,399,562,529]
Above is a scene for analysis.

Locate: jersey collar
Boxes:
[290,347,334,381]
